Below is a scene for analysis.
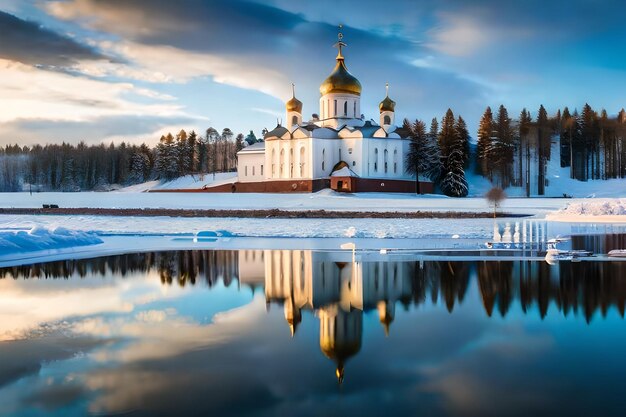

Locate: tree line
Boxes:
[405,104,626,196]
[0,128,259,191]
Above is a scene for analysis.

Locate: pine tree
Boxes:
[438,109,456,161]
[519,108,532,192]
[235,133,244,153]
[477,107,494,177]
[245,130,257,145]
[438,109,468,197]
[155,133,179,180]
[440,147,468,197]
[493,105,514,187]
[536,105,549,193]
[454,116,470,168]
[404,118,426,194]
[187,131,199,173]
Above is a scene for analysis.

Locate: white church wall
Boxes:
[265,138,313,180]
[238,151,265,183]
[318,93,361,128]
[361,138,409,179]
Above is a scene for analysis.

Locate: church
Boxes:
[235,29,433,193]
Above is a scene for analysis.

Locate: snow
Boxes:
[547,199,626,222]
[331,167,357,177]
[118,173,237,192]
[468,161,626,198]
[0,226,102,256]
[0,214,499,240]
[0,191,574,216]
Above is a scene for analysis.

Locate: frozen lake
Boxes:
[1,247,626,416]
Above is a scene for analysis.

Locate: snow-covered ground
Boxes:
[117,173,237,192]
[0,190,576,216]
[0,226,102,256]
[547,198,626,222]
[0,214,498,240]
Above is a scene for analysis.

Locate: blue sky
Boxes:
[1,0,625,145]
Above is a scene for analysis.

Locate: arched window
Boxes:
[384,149,388,173]
[393,149,398,173]
[272,149,276,176]
[300,147,306,177]
[280,149,285,176]
[333,100,337,116]
[245,166,248,176]
[374,148,378,172]
[353,101,357,117]
[384,115,391,125]
[322,148,326,171]
[252,166,255,176]
[343,101,348,116]
[290,148,294,178]
[292,115,298,126]
[339,148,342,161]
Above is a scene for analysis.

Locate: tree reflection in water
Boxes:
[2,250,625,324]
[2,249,626,384]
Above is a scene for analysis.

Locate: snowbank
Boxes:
[547,199,626,222]
[0,226,103,256]
[331,167,357,177]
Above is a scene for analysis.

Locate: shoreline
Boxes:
[0,207,529,219]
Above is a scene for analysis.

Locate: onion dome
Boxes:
[286,83,303,113]
[320,59,362,96]
[379,83,395,112]
[320,27,361,96]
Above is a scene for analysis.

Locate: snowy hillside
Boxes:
[119,173,237,192]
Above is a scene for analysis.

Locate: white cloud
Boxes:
[0,59,184,124]
[89,41,291,100]
[426,13,491,57]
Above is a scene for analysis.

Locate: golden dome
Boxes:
[286,96,302,113]
[379,96,395,113]
[320,58,362,96]
[379,83,395,112]
[286,84,303,113]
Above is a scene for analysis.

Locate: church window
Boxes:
[384,115,391,125]
[292,115,298,126]
[245,166,248,176]
[353,101,356,117]
[280,149,285,175]
[322,148,326,171]
[374,148,378,172]
[394,163,397,173]
[352,161,356,166]
[343,101,348,116]
[252,166,255,176]
[300,147,306,176]
[384,149,388,173]
[333,100,337,116]
[261,165,264,176]
[339,148,342,160]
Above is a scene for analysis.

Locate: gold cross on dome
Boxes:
[334,24,346,59]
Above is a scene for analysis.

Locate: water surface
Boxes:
[1,249,625,417]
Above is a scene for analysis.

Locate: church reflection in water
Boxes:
[3,248,626,381]
[259,250,413,382]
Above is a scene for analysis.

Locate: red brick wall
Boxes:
[331,177,434,193]
[151,178,433,194]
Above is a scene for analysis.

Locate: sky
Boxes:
[1,0,626,146]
